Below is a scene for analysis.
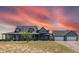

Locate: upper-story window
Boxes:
[15,28,21,33]
[15,26,37,33]
[38,27,49,34]
[28,28,34,33]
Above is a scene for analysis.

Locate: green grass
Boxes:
[0,41,75,53]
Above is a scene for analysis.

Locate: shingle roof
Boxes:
[37,27,49,34]
[52,30,79,36]
[2,32,39,35]
[16,26,38,30]
[52,30,70,36]
[15,26,38,33]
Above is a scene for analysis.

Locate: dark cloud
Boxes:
[0,6,17,14]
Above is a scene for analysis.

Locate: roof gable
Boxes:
[52,30,69,36]
[37,27,49,34]
[53,30,78,37]
[15,26,38,33]
[65,31,77,36]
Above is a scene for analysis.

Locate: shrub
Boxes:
[21,33,32,41]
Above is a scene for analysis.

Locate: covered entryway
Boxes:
[38,34,50,41]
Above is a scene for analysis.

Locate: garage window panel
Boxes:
[67,37,76,41]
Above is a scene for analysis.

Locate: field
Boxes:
[0,41,75,53]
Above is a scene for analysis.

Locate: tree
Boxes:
[21,33,32,42]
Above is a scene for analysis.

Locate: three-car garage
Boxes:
[53,31,78,41]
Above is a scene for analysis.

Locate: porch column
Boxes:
[3,34,5,40]
[32,34,34,41]
[48,35,50,41]
[4,34,6,40]
[16,34,18,41]
[14,34,17,41]
[34,34,35,40]
[38,34,40,40]
[18,34,20,41]
[76,36,78,41]
[2,34,3,40]
[6,34,8,40]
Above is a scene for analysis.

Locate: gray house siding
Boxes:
[52,31,68,41]
[52,31,78,41]
[54,36,64,41]
[37,27,50,41]
[15,26,38,41]
[2,26,38,41]
[64,31,78,41]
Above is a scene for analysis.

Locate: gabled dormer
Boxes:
[15,26,21,33]
[37,27,49,34]
[14,26,38,33]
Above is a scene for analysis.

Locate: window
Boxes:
[15,28,21,32]
[28,28,34,33]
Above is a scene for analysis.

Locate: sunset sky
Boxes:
[0,6,79,34]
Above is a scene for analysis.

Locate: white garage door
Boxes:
[67,37,76,41]
[55,37,64,41]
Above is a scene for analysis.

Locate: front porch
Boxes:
[2,33,34,41]
[2,33,50,41]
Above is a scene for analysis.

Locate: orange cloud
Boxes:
[53,7,79,31]
[15,7,55,30]
[16,6,52,19]
[0,6,56,32]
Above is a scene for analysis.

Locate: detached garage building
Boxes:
[64,31,78,41]
[52,31,78,41]
[53,31,68,41]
